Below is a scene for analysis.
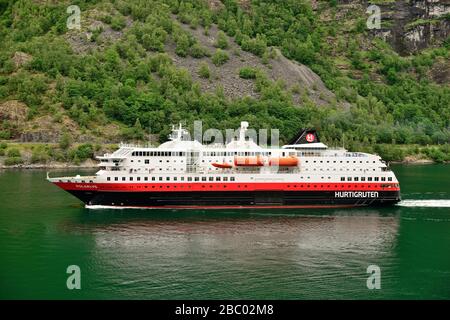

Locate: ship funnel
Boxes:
[239,121,249,141]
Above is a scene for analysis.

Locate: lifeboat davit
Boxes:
[234,156,264,167]
[212,162,233,169]
[269,156,298,167]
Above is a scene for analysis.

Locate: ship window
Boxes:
[381,177,386,181]
[194,177,199,181]
[388,177,392,181]
[368,177,373,181]
[341,177,345,181]
[129,177,133,181]
[144,177,148,181]
[188,177,192,181]
[181,177,184,181]
[159,177,162,181]
[166,177,170,181]
[354,177,359,181]
[216,177,221,181]
[374,177,379,181]
[137,177,140,181]
[152,177,155,181]
[107,177,111,181]
[230,177,235,181]
[361,177,366,181]
[145,160,149,164]
[202,177,206,181]
[347,177,352,181]
[209,177,214,181]
[223,177,228,181]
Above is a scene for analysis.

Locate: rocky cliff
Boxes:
[369,0,450,55]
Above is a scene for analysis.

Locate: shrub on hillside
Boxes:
[215,31,228,49]
[111,16,127,31]
[7,148,20,158]
[198,62,210,79]
[212,49,229,66]
[4,157,23,166]
[239,67,258,79]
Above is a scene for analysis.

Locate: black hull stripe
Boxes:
[67,190,401,207]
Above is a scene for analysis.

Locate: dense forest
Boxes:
[0,0,449,164]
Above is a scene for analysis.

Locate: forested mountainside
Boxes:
[0,0,449,165]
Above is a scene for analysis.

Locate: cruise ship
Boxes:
[48,122,401,208]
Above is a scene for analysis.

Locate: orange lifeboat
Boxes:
[269,156,299,167]
[234,156,264,167]
[212,162,233,169]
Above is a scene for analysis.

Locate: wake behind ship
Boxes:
[48,122,401,208]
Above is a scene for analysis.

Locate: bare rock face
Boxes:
[0,100,28,122]
[369,0,450,55]
[429,57,450,83]
[12,52,32,69]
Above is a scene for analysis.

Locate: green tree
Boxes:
[215,31,229,49]
[212,49,229,66]
[198,62,210,79]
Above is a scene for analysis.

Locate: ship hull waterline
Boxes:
[61,189,401,209]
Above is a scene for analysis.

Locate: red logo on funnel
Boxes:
[306,133,315,143]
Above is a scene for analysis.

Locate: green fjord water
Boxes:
[0,164,449,299]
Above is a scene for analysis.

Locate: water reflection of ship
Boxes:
[72,210,400,254]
